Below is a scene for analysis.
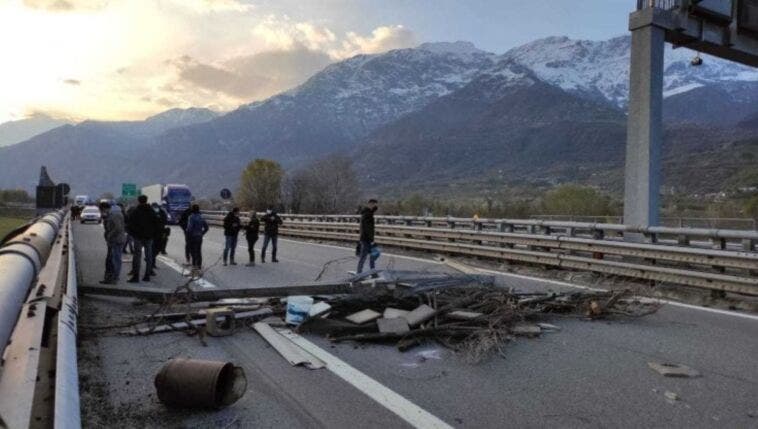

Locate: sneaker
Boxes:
[272,258,279,263]
[127,277,139,283]
[142,276,151,282]
[230,261,237,266]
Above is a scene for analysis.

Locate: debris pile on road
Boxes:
[295,271,662,362]
[111,269,661,363]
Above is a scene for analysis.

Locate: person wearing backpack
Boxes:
[186,204,209,271]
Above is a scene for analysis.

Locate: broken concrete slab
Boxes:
[510,323,542,336]
[377,317,410,334]
[308,302,332,318]
[664,391,679,402]
[403,304,436,327]
[447,310,483,321]
[345,309,382,325]
[537,323,561,332]
[647,362,701,378]
[383,308,410,319]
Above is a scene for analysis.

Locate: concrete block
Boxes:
[345,309,381,325]
[377,318,410,334]
[383,308,409,319]
[403,304,436,327]
[308,302,332,318]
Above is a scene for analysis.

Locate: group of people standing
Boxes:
[98,197,379,283]
[99,195,171,284]
[218,206,282,266]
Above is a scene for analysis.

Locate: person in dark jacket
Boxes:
[99,202,126,284]
[244,213,260,266]
[126,195,158,283]
[185,204,209,271]
[222,207,242,266]
[260,207,282,263]
[178,207,192,264]
[150,203,168,274]
[357,199,378,273]
[122,204,134,255]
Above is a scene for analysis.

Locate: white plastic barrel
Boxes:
[285,296,314,325]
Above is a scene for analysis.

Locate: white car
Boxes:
[80,206,102,224]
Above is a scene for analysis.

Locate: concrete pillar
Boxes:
[623,23,665,239]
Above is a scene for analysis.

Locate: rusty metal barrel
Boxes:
[154,358,247,408]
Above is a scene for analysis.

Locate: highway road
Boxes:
[74,223,758,428]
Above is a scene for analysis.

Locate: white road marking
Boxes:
[280,330,453,429]
[156,255,216,289]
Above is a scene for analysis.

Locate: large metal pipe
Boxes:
[0,211,63,357]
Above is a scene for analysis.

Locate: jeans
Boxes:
[261,234,277,260]
[223,235,238,263]
[357,240,377,274]
[188,236,203,269]
[123,234,134,254]
[183,231,191,262]
[105,243,123,281]
[131,238,153,279]
[246,237,258,263]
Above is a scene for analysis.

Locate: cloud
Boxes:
[23,0,107,12]
[63,78,81,85]
[336,25,416,58]
[168,0,254,14]
[252,15,337,52]
[171,48,332,100]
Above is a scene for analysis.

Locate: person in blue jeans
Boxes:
[260,207,282,263]
[357,199,378,273]
[186,204,209,271]
[222,207,242,266]
[99,202,126,284]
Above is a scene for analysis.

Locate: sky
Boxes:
[0,0,632,124]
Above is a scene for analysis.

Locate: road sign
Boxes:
[122,183,138,198]
[220,188,232,200]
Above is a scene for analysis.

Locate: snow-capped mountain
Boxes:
[0,113,71,148]
[502,35,758,107]
[243,43,498,139]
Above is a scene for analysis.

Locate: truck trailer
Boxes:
[140,184,192,224]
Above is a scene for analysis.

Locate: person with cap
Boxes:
[222,207,242,266]
[260,206,282,263]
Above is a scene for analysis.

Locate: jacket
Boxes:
[223,212,242,236]
[186,213,209,238]
[262,212,282,236]
[359,206,376,243]
[104,206,126,245]
[126,204,158,240]
[244,217,260,240]
[178,208,191,231]
[154,208,168,239]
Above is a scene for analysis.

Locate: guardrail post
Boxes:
[677,234,690,246]
[592,229,605,259]
[447,221,456,242]
[473,222,483,246]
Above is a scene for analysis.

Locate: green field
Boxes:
[0,217,26,240]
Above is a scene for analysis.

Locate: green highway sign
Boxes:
[121,183,138,198]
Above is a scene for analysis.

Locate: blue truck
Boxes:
[140,184,193,224]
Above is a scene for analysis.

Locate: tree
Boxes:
[745,196,758,219]
[284,155,360,214]
[238,159,284,211]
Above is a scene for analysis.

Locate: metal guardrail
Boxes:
[531,215,758,231]
[0,211,80,428]
[203,211,758,295]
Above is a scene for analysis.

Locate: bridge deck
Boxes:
[74,223,758,428]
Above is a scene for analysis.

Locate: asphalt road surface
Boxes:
[74,223,758,428]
